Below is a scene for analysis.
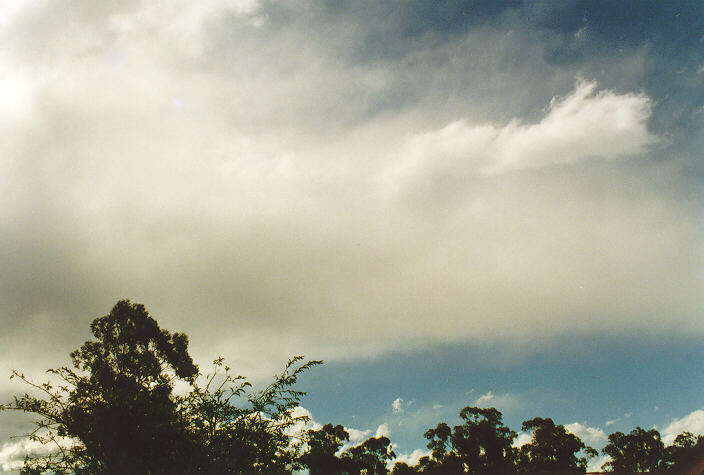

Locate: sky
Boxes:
[1,0,703,471]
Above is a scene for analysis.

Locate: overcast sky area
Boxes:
[1,0,704,471]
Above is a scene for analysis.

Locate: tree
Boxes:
[299,423,350,473]
[422,406,517,472]
[392,461,418,474]
[1,299,321,473]
[661,432,704,471]
[515,417,596,473]
[342,435,396,474]
[601,427,666,472]
[181,355,321,473]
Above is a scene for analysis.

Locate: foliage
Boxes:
[422,406,517,473]
[391,461,418,474]
[601,426,666,472]
[663,432,704,471]
[299,423,350,474]
[341,435,396,474]
[516,417,596,473]
[1,300,321,474]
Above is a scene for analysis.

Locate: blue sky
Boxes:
[1,0,703,470]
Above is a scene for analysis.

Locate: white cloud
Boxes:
[375,423,390,438]
[346,428,372,445]
[587,454,612,473]
[0,0,703,398]
[605,419,619,426]
[387,81,657,192]
[0,435,74,472]
[513,431,532,448]
[662,409,704,445]
[475,391,496,407]
[565,422,607,445]
[394,448,431,467]
[473,391,520,412]
[392,398,405,414]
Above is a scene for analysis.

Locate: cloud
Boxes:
[394,448,431,467]
[0,435,74,472]
[0,0,702,398]
[346,428,372,445]
[375,423,390,438]
[588,454,612,473]
[392,398,405,414]
[385,81,657,193]
[473,391,520,411]
[661,409,704,445]
[605,419,619,426]
[565,422,607,445]
[513,432,532,448]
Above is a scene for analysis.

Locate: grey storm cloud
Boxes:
[1,0,703,412]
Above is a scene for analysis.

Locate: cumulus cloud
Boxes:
[375,423,391,438]
[394,448,431,467]
[588,454,612,473]
[513,432,532,448]
[565,422,607,445]
[392,398,405,414]
[662,409,704,445]
[0,435,74,472]
[473,391,520,411]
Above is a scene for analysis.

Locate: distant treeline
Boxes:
[2,300,701,474]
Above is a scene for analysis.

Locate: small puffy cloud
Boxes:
[475,391,496,407]
[605,419,619,426]
[588,454,612,473]
[392,397,405,414]
[513,431,532,448]
[474,391,519,411]
[375,423,390,438]
[565,422,607,445]
[662,409,704,445]
[346,428,372,445]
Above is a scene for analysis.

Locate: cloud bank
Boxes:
[0,1,702,395]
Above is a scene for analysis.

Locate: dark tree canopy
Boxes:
[1,300,320,474]
[421,406,517,473]
[300,423,350,474]
[342,435,396,474]
[601,426,666,472]
[516,417,595,473]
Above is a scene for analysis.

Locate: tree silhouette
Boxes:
[664,432,704,472]
[300,423,350,473]
[1,300,320,473]
[601,426,666,472]
[341,435,396,474]
[516,417,596,473]
[422,406,517,472]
